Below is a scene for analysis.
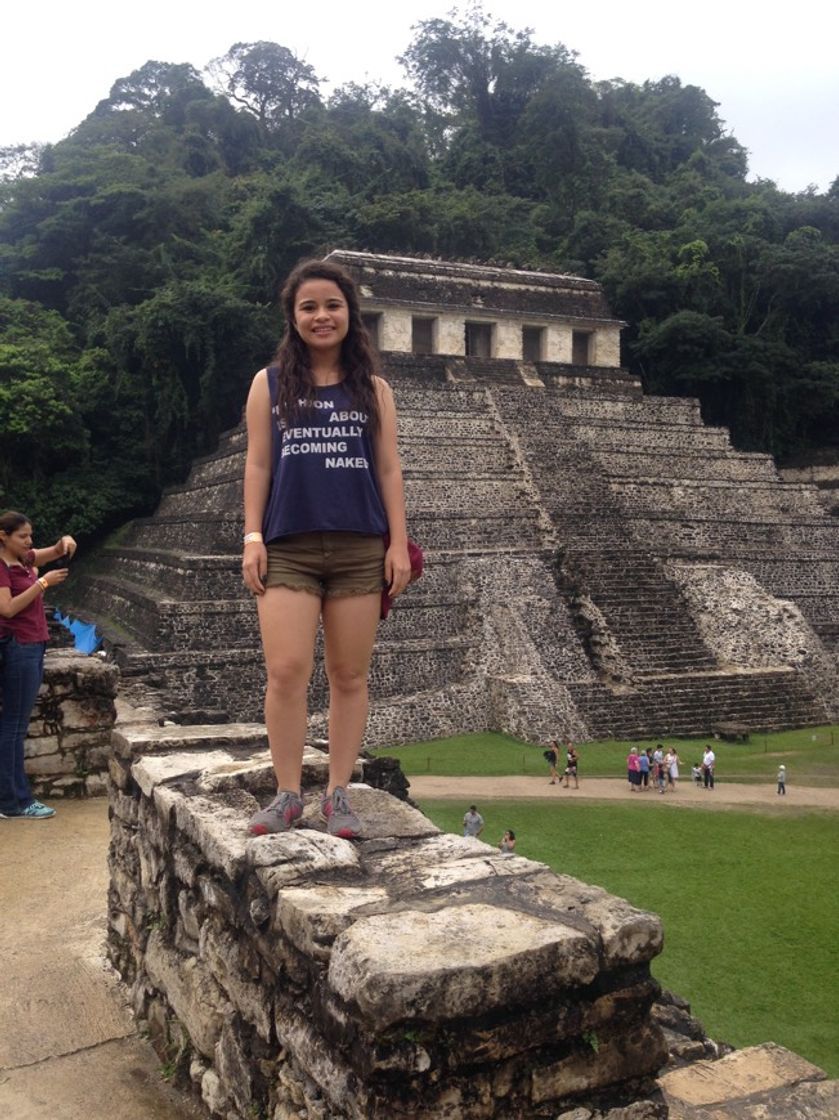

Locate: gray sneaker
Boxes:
[248,790,303,836]
[320,786,361,839]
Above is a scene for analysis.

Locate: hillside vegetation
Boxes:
[2,6,837,540]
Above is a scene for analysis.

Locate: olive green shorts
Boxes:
[265,532,385,598]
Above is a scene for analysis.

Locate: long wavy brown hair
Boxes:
[272,259,381,433]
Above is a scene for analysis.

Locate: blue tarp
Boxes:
[53,609,103,655]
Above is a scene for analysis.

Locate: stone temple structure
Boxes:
[68,251,839,744]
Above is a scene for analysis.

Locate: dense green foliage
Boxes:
[421,798,839,1076]
[2,6,838,539]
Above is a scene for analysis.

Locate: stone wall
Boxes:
[779,462,839,516]
[107,723,670,1120]
[21,649,119,799]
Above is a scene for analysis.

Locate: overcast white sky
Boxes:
[3,0,837,193]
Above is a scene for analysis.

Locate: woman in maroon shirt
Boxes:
[0,511,76,819]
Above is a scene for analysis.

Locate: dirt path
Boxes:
[0,799,200,1120]
[407,775,839,811]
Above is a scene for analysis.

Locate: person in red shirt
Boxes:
[0,510,76,819]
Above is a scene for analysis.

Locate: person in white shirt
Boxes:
[702,745,716,789]
[463,805,484,838]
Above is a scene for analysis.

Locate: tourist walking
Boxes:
[653,744,666,793]
[639,747,650,790]
[546,739,561,784]
[0,511,76,820]
[702,745,716,789]
[666,747,680,790]
[463,805,485,838]
[777,764,786,795]
[627,747,641,791]
[564,742,579,789]
[243,259,411,839]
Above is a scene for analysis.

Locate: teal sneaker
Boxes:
[19,801,56,819]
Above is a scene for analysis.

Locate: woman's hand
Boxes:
[384,541,412,599]
[242,542,268,596]
[43,568,70,587]
[56,535,77,559]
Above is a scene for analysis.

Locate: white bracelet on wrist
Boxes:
[243,532,264,545]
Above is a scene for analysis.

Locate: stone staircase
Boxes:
[490,383,835,732]
[569,668,822,739]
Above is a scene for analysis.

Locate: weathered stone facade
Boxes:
[18,648,118,799]
[107,724,673,1119]
[65,256,839,742]
[330,250,626,372]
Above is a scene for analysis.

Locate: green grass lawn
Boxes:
[418,798,839,1077]
[373,726,839,786]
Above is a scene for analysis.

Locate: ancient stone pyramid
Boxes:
[69,353,839,743]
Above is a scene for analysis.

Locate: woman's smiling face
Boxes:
[293,278,350,354]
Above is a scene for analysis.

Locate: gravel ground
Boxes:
[407,775,839,811]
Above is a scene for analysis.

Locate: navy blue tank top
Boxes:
[262,371,388,542]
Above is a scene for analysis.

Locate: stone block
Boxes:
[84,745,112,771]
[144,930,231,1059]
[24,752,70,776]
[328,903,599,1030]
[61,729,112,752]
[196,875,238,923]
[58,696,116,730]
[113,722,267,758]
[24,736,62,758]
[172,842,200,888]
[132,750,237,797]
[84,773,108,796]
[214,1019,253,1116]
[201,1066,228,1115]
[273,1012,359,1119]
[108,755,131,790]
[200,922,272,1041]
[531,1022,667,1103]
[658,1042,827,1111]
[506,871,663,969]
[252,830,362,895]
[195,744,334,795]
[277,884,390,959]
[168,791,254,881]
[178,890,203,943]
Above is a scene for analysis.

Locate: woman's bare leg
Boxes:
[321,592,381,793]
[257,587,322,793]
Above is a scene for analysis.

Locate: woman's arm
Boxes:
[372,378,411,597]
[31,535,77,567]
[242,369,273,596]
[0,568,68,618]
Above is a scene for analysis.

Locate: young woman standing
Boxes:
[0,511,76,819]
[242,260,410,839]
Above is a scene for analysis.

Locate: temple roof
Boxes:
[325,250,622,325]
